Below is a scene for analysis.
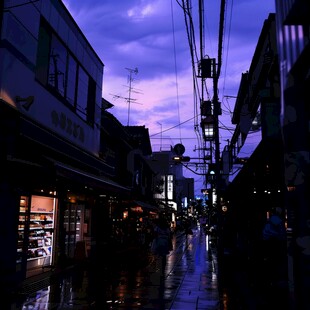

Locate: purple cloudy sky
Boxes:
[62,0,275,195]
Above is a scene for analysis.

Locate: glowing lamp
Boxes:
[201,115,215,140]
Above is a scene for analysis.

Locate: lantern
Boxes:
[201,115,215,140]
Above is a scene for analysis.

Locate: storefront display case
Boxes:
[16,196,29,265]
[17,195,57,271]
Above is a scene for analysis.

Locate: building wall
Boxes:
[0,0,114,296]
[151,150,189,213]
[275,1,310,308]
[222,12,288,300]
[0,0,103,155]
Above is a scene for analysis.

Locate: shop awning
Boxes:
[134,200,160,212]
[157,201,176,212]
[19,115,116,176]
[53,160,131,193]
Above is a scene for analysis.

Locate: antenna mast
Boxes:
[110,67,143,126]
[125,67,138,126]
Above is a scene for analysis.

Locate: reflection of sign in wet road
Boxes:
[104,231,220,309]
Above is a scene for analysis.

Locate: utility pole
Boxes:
[214,0,226,186]
[198,0,206,176]
[198,0,215,211]
[214,0,226,283]
[196,0,225,223]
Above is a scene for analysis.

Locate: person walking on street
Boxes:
[199,215,207,235]
[151,215,172,276]
[184,218,193,238]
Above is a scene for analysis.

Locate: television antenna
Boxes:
[111,67,143,126]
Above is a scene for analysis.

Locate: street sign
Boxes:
[174,143,185,155]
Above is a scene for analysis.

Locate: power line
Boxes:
[150,114,198,137]
[171,0,182,145]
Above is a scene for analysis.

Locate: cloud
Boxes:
[62,0,275,194]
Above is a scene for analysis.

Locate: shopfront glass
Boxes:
[16,195,57,272]
[63,203,83,258]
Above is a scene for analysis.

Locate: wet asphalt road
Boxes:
[12,228,221,309]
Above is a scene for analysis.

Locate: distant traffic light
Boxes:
[208,163,216,174]
[172,156,191,162]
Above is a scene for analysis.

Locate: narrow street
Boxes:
[12,227,220,309]
[10,226,291,310]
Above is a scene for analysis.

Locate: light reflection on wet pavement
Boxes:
[13,229,221,309]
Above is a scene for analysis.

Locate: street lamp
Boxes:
[201,115,215,141]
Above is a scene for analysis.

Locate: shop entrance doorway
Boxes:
[63,203,84,259]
